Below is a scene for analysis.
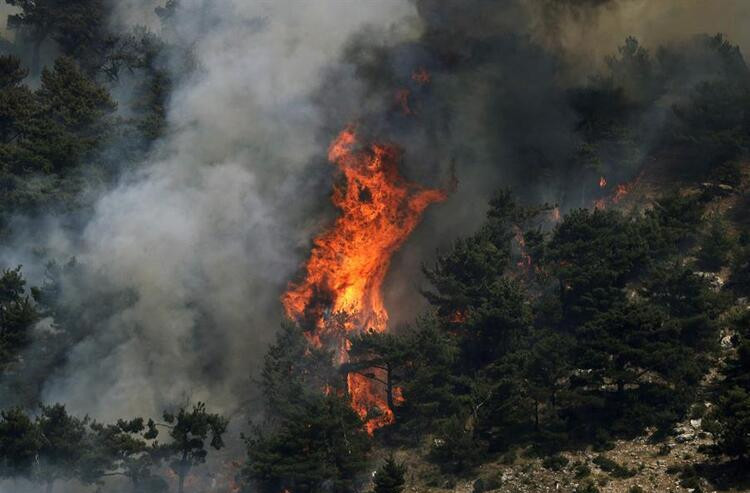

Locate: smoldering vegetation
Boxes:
[0,0,749,492]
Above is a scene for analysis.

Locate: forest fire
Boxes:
[593,171,643,209]
[282,127,447,433]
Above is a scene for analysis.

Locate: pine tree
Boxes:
[160,402,228,493]
[36,404,89,493]
[243,393,370,493]
[0,407,41,476]
[0,266,38,372]
[373,457,406,493]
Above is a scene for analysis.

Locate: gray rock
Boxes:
[676,433,695,443]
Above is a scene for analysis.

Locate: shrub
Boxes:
[593,455,636,478]
[542,454,569,471]
[574,462,591,479]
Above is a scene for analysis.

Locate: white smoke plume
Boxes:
[5,0,418,422]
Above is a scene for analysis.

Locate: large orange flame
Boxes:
[282,127,447,433]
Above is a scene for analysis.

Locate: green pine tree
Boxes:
[373,457,406,493]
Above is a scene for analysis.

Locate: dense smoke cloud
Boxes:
[1,0,418,421]
[3,0,750,425]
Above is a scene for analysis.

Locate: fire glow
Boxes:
[282,127,447,433]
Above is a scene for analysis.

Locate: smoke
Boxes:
[3,0,750,429]
[526,0,750,80]
[0,0,418,421]
[0,3,18,40]
[109,0,162,31]
[331,0,750,327]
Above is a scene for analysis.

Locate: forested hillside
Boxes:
[1,1,750,493]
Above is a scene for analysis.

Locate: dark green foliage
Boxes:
[672,78,750,171]
[347,329,409,417]
[387,184,723,462]
[36,404,90,490]
[428,414,485,474]
[0,266,38,371]
[0,407,41,475]
[710,323,750,461]
[34,57,117,171]
[396,317,467,434]
[0,405,91,490]
[243,393,370,493]
[243,323,370,493]
[373,457,406,493]
[542,453,569,471]
[574,481,600,493]
[713,387,750,459]
[696,215,734,271]
[6,0,114,75]
[549,208,648,325]
[261,322,339,416]
[85,417,164,490]
[592,455,635,478]
[0,55,116,235]
[574,462,591,478]
[472,476,501,493]
[728,244,750,296]
[161,402,228,493]
[0,405,179,491]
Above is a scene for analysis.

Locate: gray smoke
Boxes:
[2,0,418,421]
[4,0,750,425]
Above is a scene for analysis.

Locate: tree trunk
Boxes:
[46,480,54,493]
[178,453,189,493]
[385,363,394,413]
[534,401,540,431]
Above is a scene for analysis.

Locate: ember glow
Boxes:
[396,88,413,115]
[593,171,643,209]
[412,67,431,85]
[599,176,607,188]
[514,226,532,268]
[282,127,447,433]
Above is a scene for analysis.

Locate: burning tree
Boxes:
[282,127,447,433]
[243,323,370,493]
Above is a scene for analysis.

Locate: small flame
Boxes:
[514,226,532,268]
[396,89,412,115]
[393,386,406,406]
[593,171,644,209]
[449,309,468,323]
[599,176,607,188]
[411,67,431,85]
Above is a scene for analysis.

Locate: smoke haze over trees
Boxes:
[1,0,750,492]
